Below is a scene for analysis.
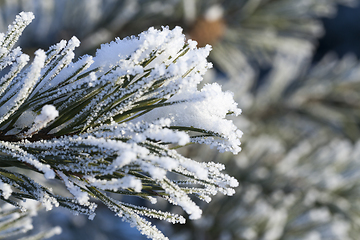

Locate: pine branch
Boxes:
[0,12,242,240]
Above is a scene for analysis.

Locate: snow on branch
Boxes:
[0,12,242,240]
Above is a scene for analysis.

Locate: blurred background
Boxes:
[314,3,360,61]
[1,0,360,239]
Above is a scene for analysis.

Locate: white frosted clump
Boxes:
[40,193,59,211]
[92,26,186,75]
[0,180,12,199]
[114,151,137,168]
[140,83,242,153]
[25,104,58,137]
[35,105,59,123]
[16,12,35,23]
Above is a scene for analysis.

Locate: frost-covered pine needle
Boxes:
[0,12,241,240]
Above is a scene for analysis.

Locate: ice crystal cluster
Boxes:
[0,12,241,239]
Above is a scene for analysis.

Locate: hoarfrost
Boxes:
[0,12,242,240]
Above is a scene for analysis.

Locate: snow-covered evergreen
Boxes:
[0,12,241,239]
